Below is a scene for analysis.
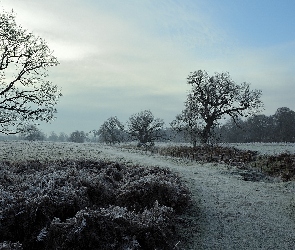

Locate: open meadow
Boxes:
[1,141,295,249]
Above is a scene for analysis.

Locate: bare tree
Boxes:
[0,11,62,134]
[175,70,263,144]
[170,111,201,147]
[20,124,45,141]
[127,110,164,146]
[273,107,295,142]
[69,131,86,143]
[48,131,59,142]
[98,116,125,144]
[58,132,68,142]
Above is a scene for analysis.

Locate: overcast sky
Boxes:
[1,0,295,134]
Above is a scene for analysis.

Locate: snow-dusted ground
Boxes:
[1,141,295,249]
[226,142,295,155]
[124,141,295,155]
[97,145,295,249]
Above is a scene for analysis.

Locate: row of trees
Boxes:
[94,106,295,145]
[94,70,265,146]
[219,107,295,143]
[94,110,164,146]
[0,125,70,142]
[2,105,294,144]
[1,110,165,144]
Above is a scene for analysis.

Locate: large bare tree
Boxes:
[174,70,263,144]
[0,11,61,134]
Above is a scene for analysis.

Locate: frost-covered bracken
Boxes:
[0,149,191,249]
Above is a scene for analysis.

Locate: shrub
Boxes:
[0,160,191,249]
[253,153,295,181]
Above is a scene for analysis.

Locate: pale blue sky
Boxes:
[1,0,295,134]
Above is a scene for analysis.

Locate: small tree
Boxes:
[20,124,45,141]
[69,130,86,143]
[272,107,295,142]
[48,131,59,142]
[176,70,263,144]
[0,11,61,134]
[170,111,202,147]
[98,116,125,144]
[58,132,68,142]
[127,110,164,146]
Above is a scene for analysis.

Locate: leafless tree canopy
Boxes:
[127,110,164,146]
[98,116,125,144]
[174,70,263,144]
[0,11,61,134]
[170,111,202,148]
[20,124,45,141]
[69,130,86,143]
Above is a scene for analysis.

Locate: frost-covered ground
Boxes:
[226,142,295,155]
[1,141,295,249]
[127,141,295,155]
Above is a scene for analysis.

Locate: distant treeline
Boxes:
[164,107,295,143]
[217,107,295,143]
[0,107,294,144]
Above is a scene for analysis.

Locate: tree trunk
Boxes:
[201,121,213,144]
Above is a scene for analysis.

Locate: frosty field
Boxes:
[1,141,294,162]
[137,141,295,155]
[1,141,295,249]
[227,142,295,155]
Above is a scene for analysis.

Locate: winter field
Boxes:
[1,141,295,249]
[227,142,295,155]
[122,141,295,156]
[0,141,294,162]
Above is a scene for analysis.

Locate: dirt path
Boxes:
[98,146,295,249]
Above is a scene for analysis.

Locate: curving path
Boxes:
[98,145,295,250]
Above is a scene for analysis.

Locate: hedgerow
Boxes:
[252,153,295,181]
[0,160,191,249]
[123,144,295,181]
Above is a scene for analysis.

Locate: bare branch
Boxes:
[0,11,61,134]
[174,70,264,144]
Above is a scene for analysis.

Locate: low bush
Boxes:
[126,144,295,181]
[126,144,258,165]
[0,160,191,249]
[253,153,295,181]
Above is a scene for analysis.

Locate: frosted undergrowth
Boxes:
[1,141,295,249]
[227,142,295,155]
[0,144,191,249]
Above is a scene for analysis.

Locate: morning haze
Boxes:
[1,0,294,134]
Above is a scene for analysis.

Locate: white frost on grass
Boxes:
[1,141,295,249]
[97,144,295,249]
[226,142,295,155]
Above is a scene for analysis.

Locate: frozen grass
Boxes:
[1,141,295,249]
[121,141,295,155]
[0,141,104,162]
[226,142,295,155]
[121,143,295,181]
[0,141,191,249]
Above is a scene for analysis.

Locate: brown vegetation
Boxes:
[0,160,191,250]
[253,153,295,181]
[126,144,295,181]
